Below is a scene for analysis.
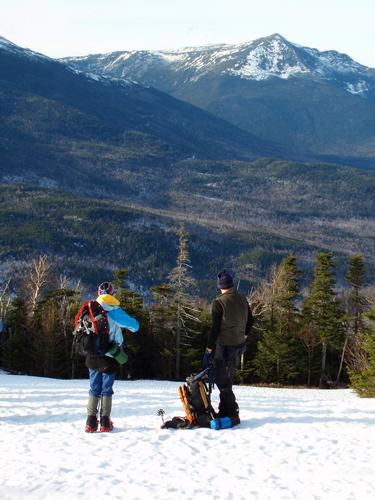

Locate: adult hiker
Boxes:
[81,281,139,432]
[205,270,253,425]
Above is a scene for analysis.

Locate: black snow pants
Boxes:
[213,343,246,418]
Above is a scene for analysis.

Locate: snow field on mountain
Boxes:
[61,34,375,96]
[1,373,374,500]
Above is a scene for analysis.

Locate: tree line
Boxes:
[0,226,374,396]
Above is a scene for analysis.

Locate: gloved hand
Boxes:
[202,350,212,369]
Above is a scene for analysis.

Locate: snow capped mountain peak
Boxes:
[221,33,374,92]
[0,35,50,62]
[0,35,20,50]
[0,35,29,56]
[229,33,311,80]
[61,34,375,97]
[0,35,14,49]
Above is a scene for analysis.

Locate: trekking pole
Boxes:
[157,409,165,425]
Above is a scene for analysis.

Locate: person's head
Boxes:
[97,281,115,296]
[217,270,234,292]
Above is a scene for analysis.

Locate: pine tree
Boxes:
[253,255,303,384]
[0,278,11,362]
[112,268,151,379]
[299,300,321,385]
[346,255,366,331]
[337,255,367,382]
[301,252,345,387]
[349,293,375,397]
[180,302,209,377]
[32,288,79,378]
[150,284,175,379]
[168,225,200,379]
[2,298,33,374]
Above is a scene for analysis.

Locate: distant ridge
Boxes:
[62,33,375,159]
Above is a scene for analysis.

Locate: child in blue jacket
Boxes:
[85,282,139,432]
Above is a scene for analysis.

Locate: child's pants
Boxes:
[89,369,115,397]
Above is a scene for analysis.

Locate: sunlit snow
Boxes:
[346,80,370,95]
[1,373,374,499]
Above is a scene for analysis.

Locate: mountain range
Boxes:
[0,35,285,201]
[0,34,374,292]
[63,34,375,163]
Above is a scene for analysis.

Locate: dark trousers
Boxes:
[214,344,245,417]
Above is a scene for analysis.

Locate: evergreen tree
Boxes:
[149,284,175,379]
[2,298,33,374]
[180,302,209,377]
[168,225,200,379]
[349,293,375,397]
[0,278,11,363]
[253,255,303,384]
[32,288,79,378]
[346,255,366,331]
[243,282,270,383]
[299,301,321,385]
[113,268,151,379]
[301,252,345,387]
[337,255,367,382]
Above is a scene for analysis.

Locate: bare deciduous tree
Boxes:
[0,279,11,324]
[23,255,53,313]
[168,225,200,379]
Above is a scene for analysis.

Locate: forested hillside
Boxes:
[1,154,374,293]
[0,35,281,199]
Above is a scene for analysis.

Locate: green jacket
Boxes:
[208,289,253,348]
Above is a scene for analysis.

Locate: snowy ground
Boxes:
[0,373,375,500]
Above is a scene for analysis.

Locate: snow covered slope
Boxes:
[62,34,375,97]
[0,35,134,87]
[0,35,50,62]
[1,373,374,499]
[61,34,375,158]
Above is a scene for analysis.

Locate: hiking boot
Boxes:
[100,416,114,432]
[85,415,98,433]
[85,395,100,432]
[231,415,241,427]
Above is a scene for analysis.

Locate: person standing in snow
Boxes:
[205,270,253,425]
[85,281,139,433]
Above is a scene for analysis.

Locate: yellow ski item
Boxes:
[96,294,120,307]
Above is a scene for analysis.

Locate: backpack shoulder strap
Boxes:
[88,300,109,336]
[74,301,90,329]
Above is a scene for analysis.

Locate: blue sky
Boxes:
[1,0,375,66]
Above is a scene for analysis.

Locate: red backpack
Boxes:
[72,300,110,357]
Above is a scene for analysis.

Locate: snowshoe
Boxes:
[85,415,99,433]
[178,384,195,425]
[161,416,189,429]
[100,416,114,432]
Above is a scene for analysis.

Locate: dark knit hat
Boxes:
[217,270,234,289]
